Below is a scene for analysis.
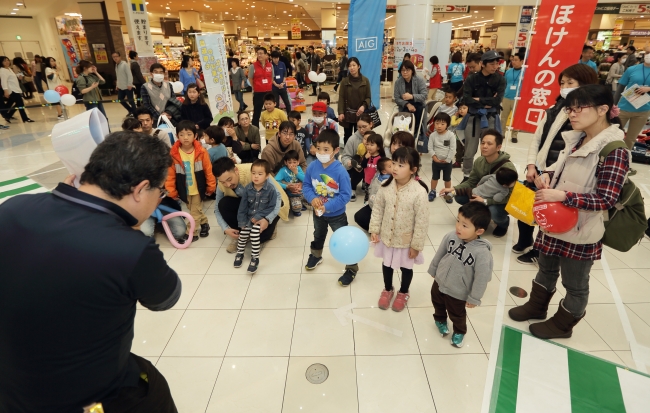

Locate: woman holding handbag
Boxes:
[337,57,371,144]
[230,60,247,112]
[44,57,64,120]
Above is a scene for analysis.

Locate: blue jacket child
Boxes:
[237,178,278,228]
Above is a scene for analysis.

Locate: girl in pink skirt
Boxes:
[369,147,430,312]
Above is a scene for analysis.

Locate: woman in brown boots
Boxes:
[508,84,628,340]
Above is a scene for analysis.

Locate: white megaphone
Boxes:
[51,108,109,187]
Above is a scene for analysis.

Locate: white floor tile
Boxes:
[410,307,484,354]
[163,310,239,357]
[591,269,650,304]
[352,308,420,355]
[167,248,218,274]
[297,273,352,309]
[356,355,436,413]
[242,273,300,309]
[171,274,204,309]
[282,356,358,413]
[188,274,251,310]
[157,356,222,413]
[206,357,288,413]
[226,309,295,356]
[423,354,488,413]
[291,309,355,356]
[132,309,184,357]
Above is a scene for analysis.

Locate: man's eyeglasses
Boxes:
[280,131,295,137]
[563,105,595,115]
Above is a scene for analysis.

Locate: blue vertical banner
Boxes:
[348,0,387,107]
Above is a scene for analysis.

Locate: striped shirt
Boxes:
[534,137,629,261]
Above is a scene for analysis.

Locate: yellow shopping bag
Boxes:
[505,182,537,226]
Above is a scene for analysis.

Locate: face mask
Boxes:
[645,54,650,64]
[152,73,164,83]
[200,138,206,144]
[622,57,627,63]
[316,153,332,164]
[378,173,391,182]
[560,87,577,99]
[312,116,324,124]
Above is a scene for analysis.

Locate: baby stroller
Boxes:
[383,108,416,153]
[416,100,442,153]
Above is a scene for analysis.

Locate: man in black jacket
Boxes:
[0,132,181,413]
[460,50,506,179]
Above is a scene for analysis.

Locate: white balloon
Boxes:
[172,81,184,94]
[308,71,318,82]
[316,73,327,83]
[60,94,77,107]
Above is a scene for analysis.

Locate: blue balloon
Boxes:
[329,226,369,265]
[157,123,169,129]
[44,90,60,104]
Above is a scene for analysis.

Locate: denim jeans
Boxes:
[117,89,136,116]
[233,90,245,111]
[140,216,187,240]
[454,194,509,229]
[535,253,593,317]
[311,211,348,252]
[34,72,45,93]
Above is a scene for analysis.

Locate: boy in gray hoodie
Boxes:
[428,202,493,348]
[472,167,518,203]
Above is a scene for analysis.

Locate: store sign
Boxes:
[92,44,109,64]
[394,39,427,71]
[160,19,181,37]
[289,30,320,40]
[291,18,301,40]
[621,3,650,13]
[595,4,621,14]
[515,6,535,50]
[512,0,598,133]
[194,33,235,124]
[121,0,154,57]
[485,26,498,33]
[433,5,470,13]
[631,30,650,36]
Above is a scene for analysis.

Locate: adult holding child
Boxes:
[337,57,372,144]
[515,64,598,265]
[213,157,290,253]
[509,84,628,340]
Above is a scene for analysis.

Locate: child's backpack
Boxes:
[598,141,647,252]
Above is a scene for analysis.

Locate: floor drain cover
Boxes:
[305,363,329,384]
[509,286,528,298]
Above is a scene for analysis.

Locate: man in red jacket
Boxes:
[248,47,273,128]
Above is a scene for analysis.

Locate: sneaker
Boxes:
[391,292,409,312]
[57,115,65,120]
[247,257,259,274]
[629,168,637,176]
[516,249,539,266]
[378,288,395,310]
[200,223,210,237]
[338,268,357,286]
[0,125,8,130]
[444,194,453,204]
[350,194,357,202]
[305,254,323,270]
[25,119,35,123]
[511,137,518,143]
[428,190,436,202]
[233,253,244,268]
[182,233,199,242]
[301,205,307,211]
[492,226,508,238]
[435,321,450,337]
[226,238,239,254]
[511,243,531,254]
[451,332,465,348]
[293,210,302,217]
[452,162,461,169]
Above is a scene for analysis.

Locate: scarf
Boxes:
[145,80,172,114]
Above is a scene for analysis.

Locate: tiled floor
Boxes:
[3,84,650,412]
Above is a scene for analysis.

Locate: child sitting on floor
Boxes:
[274,150,306,217]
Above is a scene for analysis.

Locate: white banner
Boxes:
[195,32,236,124]
[514,5,534,51]
[121,0,154,57]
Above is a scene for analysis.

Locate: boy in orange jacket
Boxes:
[166,120,217,242]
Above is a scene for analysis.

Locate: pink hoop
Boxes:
[161,211,196,249]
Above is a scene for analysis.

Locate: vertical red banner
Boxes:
[512,0,598,133]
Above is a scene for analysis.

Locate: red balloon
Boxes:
[54,85,70,96]
[177,96,184,103]
[533,202,579,234]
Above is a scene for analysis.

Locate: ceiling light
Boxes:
[165,6,170,9]
[474,10,478,13]
[385,15,393,21]
[251,5,255,7]
[225,11,228,14]
[16,2,23,4]
[13,8,19,10]
[10,12,16,14]
[440,15,470,23]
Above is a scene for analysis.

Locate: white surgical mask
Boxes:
[645,54,650,64]
[622,57,627,63]
[560,87,577,99]
[312,116,324,124]
[316,153,332,163]
[153,73,164,83]
[200,138,206,144]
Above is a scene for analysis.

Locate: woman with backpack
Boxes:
[514,64,598,265]
[508,84,629,340]
[75,60,108,121]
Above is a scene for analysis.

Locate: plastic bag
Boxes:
[393,115,412,132]
[157,114,177,146]
[505,182,537,226]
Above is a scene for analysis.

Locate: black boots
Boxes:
[508,280,555,322]
[529,299,585,339]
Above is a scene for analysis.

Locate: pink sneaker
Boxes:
[392,292,410,312]
[378,288,395,310]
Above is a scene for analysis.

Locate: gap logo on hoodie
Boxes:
[447,239,476,266]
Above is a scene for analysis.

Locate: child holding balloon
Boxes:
[369,147,430,312]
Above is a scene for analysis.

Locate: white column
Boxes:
[395,0,434,72]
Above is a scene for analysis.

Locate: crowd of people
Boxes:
[0,41,646,412]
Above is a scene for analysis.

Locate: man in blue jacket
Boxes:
[271,50,291,112]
